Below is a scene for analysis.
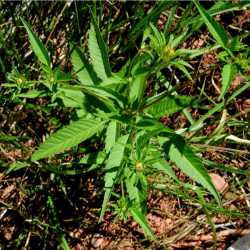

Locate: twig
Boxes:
[172,229,250,248]
[23,232,31,250]
[211,70,221,95]
[186,228,250,242]
[193,143,250,155]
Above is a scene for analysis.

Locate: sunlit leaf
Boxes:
[71,45,99,85]
[151,159,179,182]
[32,119,105,161]
[219,64,237,100]
[129,73,148,108]
[88,12,111,80]
[99,134,130,221]
[146,95,193,118]
[105,120,118,153]
[129,207,154,239]
[193,0,229,49]
[168,137,220,204]
[21,18,51,67]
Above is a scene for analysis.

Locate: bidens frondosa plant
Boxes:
[19,3,235,237]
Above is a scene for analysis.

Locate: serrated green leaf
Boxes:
[136,118,174,134]
[6,161,30,174]
[105,120,118,153]
[100,75,128,88]
[21,18,51,68]
[99,170,118,222]
[54,68,72,82]
[208,1,250,15]
[125,171,141,205]
[57,88,86,108]
[164,5,177,34]
[177,44,220,59]
[151,159,179,182]
[129,73,147,108]
[71,45,99,85]
[88,13,111,80]
[168,138,220,204]
[60,85,125,110]
[129,1,169,42]
[136,131,150,160]
[129,207,154,239]
[18,90,46,98]
[146,95,193,118]
[190,1,250,31]
[32,119,105,161]
[219,64,237,100]
[190,102,224,132]
[170,60,193,80]
[99,134,130,221]
[0,134,18,142]
[137,172,148,195]
[193,0,229,49]
[149,23,166,53]
[135,118,166,131]
[105,134,129,170]
[185,1,250,49]
[81,85,125,109]
[171,31,188,49]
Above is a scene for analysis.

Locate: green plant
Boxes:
[18,0,250,236]
[2,3,250,249]
[18,12,225,238]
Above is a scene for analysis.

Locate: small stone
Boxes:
[228,234,250,250]
[209,173,229,193]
